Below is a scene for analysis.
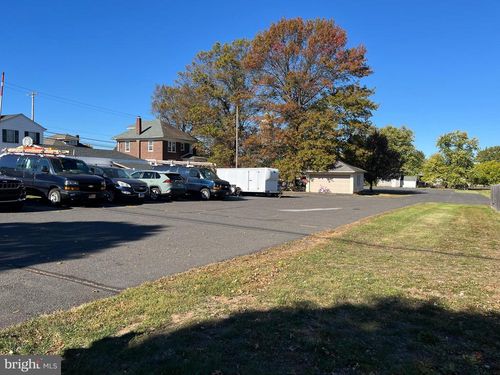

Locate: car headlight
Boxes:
[116,181,131,188]
[64,180,79,191]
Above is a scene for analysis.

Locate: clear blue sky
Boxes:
[1,0,499,154]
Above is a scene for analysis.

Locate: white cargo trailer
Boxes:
[216,168,281,196]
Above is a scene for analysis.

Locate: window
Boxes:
[24,131,41,145]
[124,141,130,152]
[148,141,154,152]
[16,156,37,171]
[51,158,89,174]
[0,154,19,173]
[131,171,142,179]
[189,169,200,178]
[142,172,154,179]
[180,143,185,152]
[2,129,19,143]
[36,159,51,173]
[167,141,176,153]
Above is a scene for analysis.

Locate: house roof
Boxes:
[44,133,92,148]
[306,161,366,174]
[113,119,197,143]
[41,144,141,161]
[45,133,80,142]
[0,113,47,130]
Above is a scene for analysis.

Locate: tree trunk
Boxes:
[369,181,373,192]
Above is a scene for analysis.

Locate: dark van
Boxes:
[154,165,230,200]
[0,153,105,205]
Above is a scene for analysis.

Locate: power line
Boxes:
[4,82,138,119]
[45,131,116,144]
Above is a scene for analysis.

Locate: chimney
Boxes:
[135,116,142,135]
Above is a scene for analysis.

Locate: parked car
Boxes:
[129,170,187,200]
[153,165,231,200]
[89,166,148,203]
[0,173,26,210]
[0,153,105,206]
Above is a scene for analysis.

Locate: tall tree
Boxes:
[476,146,500,163]
[152,40,253,166]
[244,18,373,180]
[422,131,479,188]
[380,125,424,176]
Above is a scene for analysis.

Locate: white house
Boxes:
[305,161,365,194]
[0,114,46,150]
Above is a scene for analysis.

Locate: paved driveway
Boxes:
[0,188,489,327]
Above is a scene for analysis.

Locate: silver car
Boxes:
[130,170,187,200]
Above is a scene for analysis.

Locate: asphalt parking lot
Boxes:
[0,188,489,327]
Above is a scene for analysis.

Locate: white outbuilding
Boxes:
[305,161,365,195]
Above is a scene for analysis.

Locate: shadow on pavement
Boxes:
[0,221,164,271]
[359,188,426,196]
[63,297,499,374]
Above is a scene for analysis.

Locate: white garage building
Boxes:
[305,161,365,195]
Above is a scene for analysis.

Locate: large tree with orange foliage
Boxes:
[243,18,374,179]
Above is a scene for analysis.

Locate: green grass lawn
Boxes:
[1,203,499,374]
[455,189,491,199]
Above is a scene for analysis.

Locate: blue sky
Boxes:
[1,0,499,154]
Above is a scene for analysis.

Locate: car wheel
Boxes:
[48,188,62,206]
[104,190,115,203]
[200,188,211,200]
[150,187,161,201]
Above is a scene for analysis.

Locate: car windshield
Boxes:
[199,168,219,180]
[102,168,130,179]
[51,158,90,174]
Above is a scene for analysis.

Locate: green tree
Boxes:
[244,18,373,180]
[470,161,500,186]
[379,125,424,176]
[152,40,253,166]
[356,129,402,191]
[421,154,447,186]
[476,146,500,163]
[436,131,478,188]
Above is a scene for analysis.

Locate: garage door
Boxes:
[309,175,352,194]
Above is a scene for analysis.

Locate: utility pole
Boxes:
[29,91,37,121]
[235,104,239,168]
[0,72,5,119]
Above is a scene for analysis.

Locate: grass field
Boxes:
[1,203,499,374]
[455,189,491,199]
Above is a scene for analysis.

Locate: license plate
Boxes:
[138,193,145,198]
[88,194,96,199]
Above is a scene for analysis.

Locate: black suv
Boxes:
[0,173,26,210]
[89,166,148,203]
[0,153,105,205]
[154,165,231,200]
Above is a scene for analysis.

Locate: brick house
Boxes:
[113,117,197,161]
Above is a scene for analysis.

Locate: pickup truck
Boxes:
[0,153,105,206]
